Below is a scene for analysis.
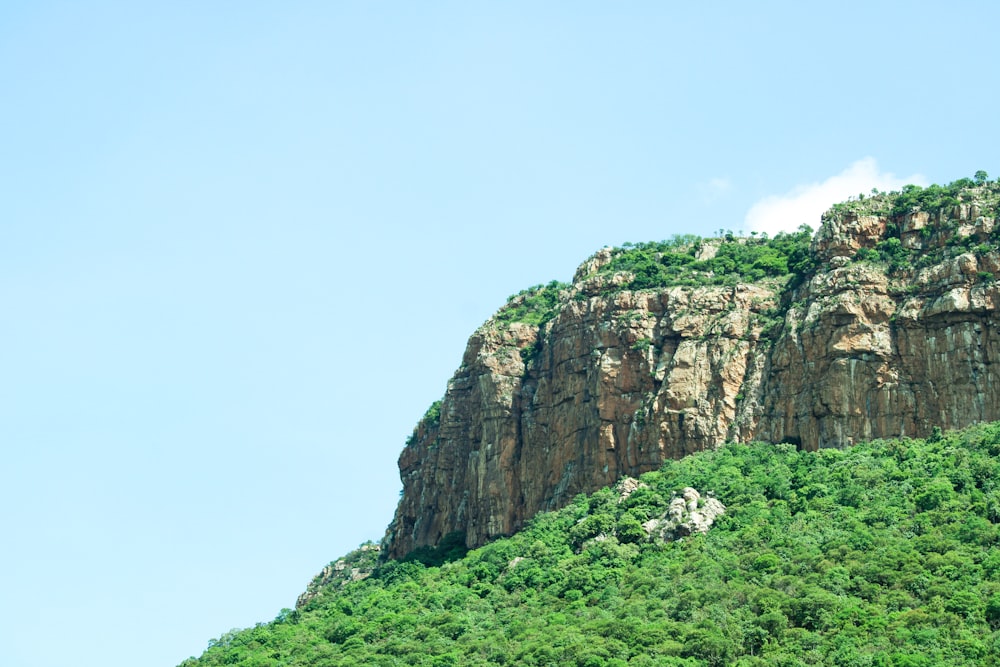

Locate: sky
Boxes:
[1,2,997,666]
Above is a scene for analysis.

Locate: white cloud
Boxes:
[744,158,926,236]
[698,177,732,203]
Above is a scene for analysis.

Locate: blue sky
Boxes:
[2,3,997,666]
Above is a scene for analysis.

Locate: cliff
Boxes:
[385,179,1000,560]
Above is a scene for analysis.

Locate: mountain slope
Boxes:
[181,422,1000,666]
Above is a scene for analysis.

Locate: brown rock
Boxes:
[383,189,1000,559]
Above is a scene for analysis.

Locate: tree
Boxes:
[986,594,1000,630]
[975,170,988,185]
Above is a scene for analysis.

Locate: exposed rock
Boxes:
[695,240,720,261]
[615,476,647,502]
[642,487,725,541]
[386,282,774,558]
[296,543,380,609]
[573,247,615,283]
[383,186,1000,560]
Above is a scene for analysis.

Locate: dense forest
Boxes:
[182,422,1000,666]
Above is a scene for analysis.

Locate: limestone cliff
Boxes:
[385,180,1000,560]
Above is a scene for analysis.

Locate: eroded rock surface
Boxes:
[296,543,380,609]
[642,487,726,541]
[384,189,1000,559]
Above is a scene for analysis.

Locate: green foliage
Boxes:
[889,175,994,217]
[876,237,908,271]
[489,176,999,341]
[403,531,469,567]
[405,400,443,447]
[519,338,542,365]
[835,178,1000,277]
[854,246,879,263]
[495,280,570,326]
[183,422,1000,667]
[630,338,651,352]
[596,227,815,292]
[423,400,442,427]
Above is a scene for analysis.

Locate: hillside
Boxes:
[388,176,1000,559]
[182,422,1000,666]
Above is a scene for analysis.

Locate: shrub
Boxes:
[495,280,569,326]
[596,227,814,292]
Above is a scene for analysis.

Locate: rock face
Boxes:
[642,487,726,542]
[384,186,1000,560]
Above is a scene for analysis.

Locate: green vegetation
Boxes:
[874,237,909,272]
[405,400,444,447]
[182,423,1000,667]
[492,227,818,332]
[493,174,999,330]
[890,178,989,218]
[630,338,652,352]
[519,334,544,366]
[828,173,997,220]
[495,281,570,327]
[738,174,1000,280]
[422,400,442,427]
[403,531,470,568]
[833,175,1000,275]
[595,228,815,292]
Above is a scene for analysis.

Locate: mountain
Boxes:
[386,177,1000,560]
[180,174,1000,666]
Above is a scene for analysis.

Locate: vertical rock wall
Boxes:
[384,198,1000,560]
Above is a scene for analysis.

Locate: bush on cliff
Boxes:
[889,176,997,217]
[598,226,815,291]
[495,178,1000,329]
[495,280,570,326]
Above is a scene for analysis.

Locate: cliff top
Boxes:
[488,174,1000,331]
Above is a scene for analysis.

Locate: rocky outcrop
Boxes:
[388,282,774,558]
[642,487,725,542]
[296,543,380,609]
[757,199,1000,450]
[384,185,1000,560]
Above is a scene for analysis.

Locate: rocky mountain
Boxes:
[385,178,1000,560]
